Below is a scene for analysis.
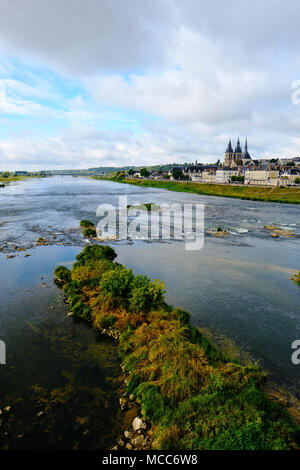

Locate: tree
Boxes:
[295,177,300,184]
[231,175,244,183]
[140,168,150,178]
[172,169,184,180]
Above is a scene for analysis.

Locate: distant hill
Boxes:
[45,163,191,176]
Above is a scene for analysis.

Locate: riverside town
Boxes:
[0,0,300,462]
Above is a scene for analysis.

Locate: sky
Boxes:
[1,0,300,171]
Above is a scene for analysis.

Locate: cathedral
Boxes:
[224,138,252,167]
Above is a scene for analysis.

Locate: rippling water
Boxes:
[0,176,299,447]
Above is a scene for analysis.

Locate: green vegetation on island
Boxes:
[290,271,300,284]
[80,220,95,228]
[79,220,97,238]
[54,245,300,450]
[106,177,300,205]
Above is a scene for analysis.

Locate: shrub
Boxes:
[129,275,165,313]
[83,227,97,238]
[71,301,91,321]
[63,281,80,298]
[80,220,94,227]
[100,314,117,329]
[99,265,134,307]
[75,245,117,266]
[53,265,71,284]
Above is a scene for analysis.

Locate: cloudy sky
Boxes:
[0,0,300,170]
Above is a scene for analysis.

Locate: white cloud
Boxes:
[0,1,300,169]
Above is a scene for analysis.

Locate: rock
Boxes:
[111,446,118,451]
[119,397,128,411]
[37,411,44,417]
[131,435,147,448]
[124,430,132,440]
[129,394,135,401]
[117,439,125,447]
[4,406,11,412]
[125,443,132,450]
[278,397,288,406]
[67,312,73,317]
[132,416,146,432]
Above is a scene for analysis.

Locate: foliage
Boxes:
[80,220,95,227]
[140,168,150,177]
[83,227,97,238]
[74,245,117,266]
[231,175,245,183]
[54,246,300,450]
[53,265,71,283]
[172,169,185,180]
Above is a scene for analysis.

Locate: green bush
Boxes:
[83,227,97,238]
[71,301,91,321]
[129,274,165,313]
[80,220,94,227]
[53,265,71,283]
[100,314,117,329]
[99,265,134,307]
[75,245,117,266]
[63,281,80,298]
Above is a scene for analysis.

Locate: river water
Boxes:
[0,176,299,447]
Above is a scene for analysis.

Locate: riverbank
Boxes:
[54,244,300,450]
[0,174,45,185]
[101,177,300,204]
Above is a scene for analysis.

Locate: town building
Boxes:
[224,138,252,167]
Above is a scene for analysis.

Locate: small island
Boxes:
[290,271,300,284]
[53,245,300,450]
[264,225,294,238]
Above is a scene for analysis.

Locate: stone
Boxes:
[119,397,128,411]
[132,416,146,432]
[131,435,146,448]
[124,430,132,439]
[117,439,125,447]
[129,394,135,401]
[125,443,132,450]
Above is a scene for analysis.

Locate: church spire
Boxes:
[226,138,233,153]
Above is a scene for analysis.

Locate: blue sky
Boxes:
[0,0,300,170]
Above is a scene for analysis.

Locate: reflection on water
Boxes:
[0,246,123,449]
[0,177,299,448]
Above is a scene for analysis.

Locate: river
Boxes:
[0,176,299,448]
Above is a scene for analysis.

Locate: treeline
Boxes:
[0,171,47,183]
[54,245,300,450]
